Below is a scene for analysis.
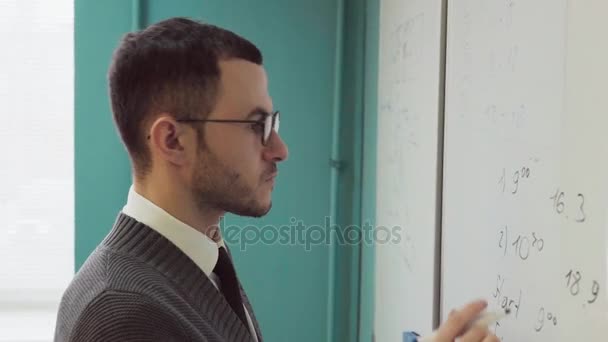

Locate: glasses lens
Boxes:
[264,114,272,144]
[274,112,280,133]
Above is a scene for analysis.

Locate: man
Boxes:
[54,17,498,342]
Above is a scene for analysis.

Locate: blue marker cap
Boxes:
[403,331,420,342]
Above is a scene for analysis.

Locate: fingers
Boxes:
[482,333,500,342]
[460,325,488,342]
[457,300,489,325]
[436,300,488,340]
[458,325,500,342]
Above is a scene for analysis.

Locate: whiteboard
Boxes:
[441,0,608,340]
[374,0,444,339]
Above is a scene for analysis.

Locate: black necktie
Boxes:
[214,247,248,328]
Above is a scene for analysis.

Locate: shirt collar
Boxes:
[121,185,224,277]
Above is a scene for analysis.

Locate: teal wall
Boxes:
[75,1,133,266]
[75,1,377,341]
[359,1,380,341]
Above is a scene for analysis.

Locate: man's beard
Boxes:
[191,148,272,217]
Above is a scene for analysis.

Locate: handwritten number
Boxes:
[589,281,600,304]
[532,232,544,251]
[512,170,520,194]
[535,307,545,332]
[519,237,530,260]
[550,189,565,214]
[576,193,586,223]
[550,189,587,222]
[565,270,581,296]
[556,191,565,214]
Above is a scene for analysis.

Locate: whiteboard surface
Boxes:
[441,0,608,340]
[374,0,443,339]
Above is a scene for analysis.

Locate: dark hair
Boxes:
[108,17,263,178]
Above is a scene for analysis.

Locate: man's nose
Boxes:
[263,131,288,162]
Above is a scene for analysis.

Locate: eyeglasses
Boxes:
[176,110,280,146]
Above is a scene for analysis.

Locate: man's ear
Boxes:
[148,115,191,166]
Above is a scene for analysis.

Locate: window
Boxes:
[0,0,74,340]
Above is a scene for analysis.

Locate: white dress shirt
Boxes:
[122,186,258,341]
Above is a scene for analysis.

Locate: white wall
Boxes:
[0,1,74,340]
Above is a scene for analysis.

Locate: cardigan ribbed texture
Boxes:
[54,213,262,342]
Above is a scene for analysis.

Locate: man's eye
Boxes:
[250,122,265,133]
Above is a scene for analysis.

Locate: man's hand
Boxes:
[434,300,500,342]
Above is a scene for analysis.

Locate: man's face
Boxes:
[190,59,288,217]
